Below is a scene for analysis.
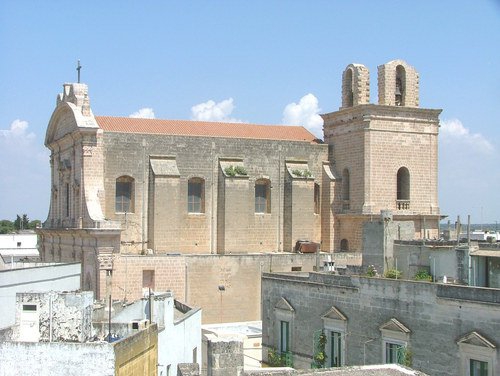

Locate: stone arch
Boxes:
[378,60,419,107]
[395,65,406,106]
[341,64,370,109]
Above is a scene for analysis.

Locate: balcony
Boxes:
[396,200,410,210]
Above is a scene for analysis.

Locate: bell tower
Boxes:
[323,60,441,252]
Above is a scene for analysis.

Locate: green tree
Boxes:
[28,220,41,230]
[0,220,15,234]
[14,214,30,230]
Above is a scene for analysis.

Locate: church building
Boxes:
[37,60,441,298]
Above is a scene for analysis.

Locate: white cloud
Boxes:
[0,120,50,220]
[282,93,323,139]
[129,107,155,119]
[438,118,499,224]
[0,119,36,143]
[440,119,494,154]
[191,98,241,123]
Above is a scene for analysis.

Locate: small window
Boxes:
[193,347,197,363]
[116,176,135,213]
[17,242,22,248]
[470,359,488,376]
[340,239,349,252]
[280,320,290,353]
[291,266,302,272]
[314,183,320,214]
[385,342,405,364]
[255,179,271,214]
[23,304,37,311]
[188,178,205,213]
[142,270,155,289]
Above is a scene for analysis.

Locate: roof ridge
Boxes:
[94,116,322,143]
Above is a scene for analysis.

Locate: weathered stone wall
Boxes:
[207,337,244,376]
[261,272,500,375]
[0,340,115,376]
[114,323,158,376]
[111,253,360,324]
[103,132,329,254]
[0,262,81,329]
[11,291,93,343]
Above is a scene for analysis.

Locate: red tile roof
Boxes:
[95,116,321,143]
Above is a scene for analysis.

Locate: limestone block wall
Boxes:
[102,132,329,254]
[341,64,370,109]
[261,272,500,375]
[283,176,317,252]
[111,253,362,324]
[378,60,419,107]
[114,323,158,376]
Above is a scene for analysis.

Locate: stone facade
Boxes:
[261,272,500,376]
[37,60,441,306]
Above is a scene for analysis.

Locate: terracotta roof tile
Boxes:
[95,116,321,143]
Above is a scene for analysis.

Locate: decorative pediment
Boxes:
[457,331,496,349]
[379,318,411,334]
[150,156,180,177]
[274,297,294,312]
[321,306,347,321]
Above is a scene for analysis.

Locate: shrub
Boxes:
[414,269,432,282]
[366,265,377,277]
[384,268,402,279]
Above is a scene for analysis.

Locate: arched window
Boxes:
[342,169,350,201]
[188,178,205,213]
[397,167,410,200]
[314,183,320,214]
[340,239,349,252]
[255,179,271,214]
[115,176,134,213]
[395,65,406,106]
[345,69,354,107]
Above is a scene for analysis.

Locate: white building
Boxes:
[0,232,39,262]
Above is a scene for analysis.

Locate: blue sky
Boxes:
[0,1,499,225]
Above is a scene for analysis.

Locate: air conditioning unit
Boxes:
[130,319,149,330]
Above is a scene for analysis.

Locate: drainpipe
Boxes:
[49,293,53,342]
[142,139,147,254]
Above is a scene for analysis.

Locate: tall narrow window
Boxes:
[280,320,290,353]
[116,176,134,213]
[395,65,406,106]
[330,331,342,367]
[345,69,354,107]
[65,183,70,217]
[188,178,204,213]
[342,169,350,200]
[396,167,410,210]
[314,183,320,214]
[255,179,271,214]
